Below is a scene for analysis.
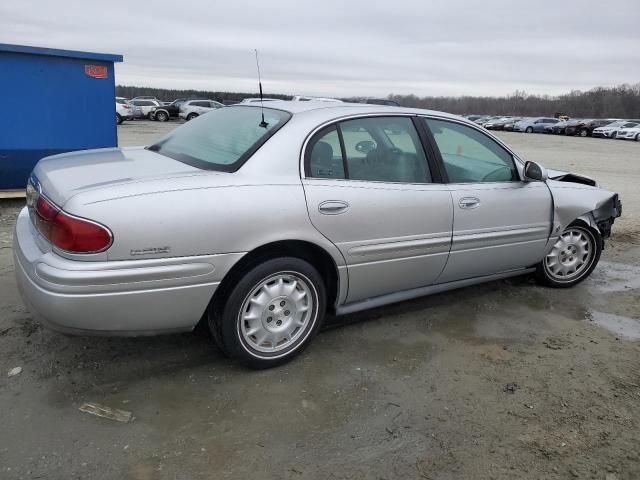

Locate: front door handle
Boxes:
[318,200,349,215]
[458,197,480,209]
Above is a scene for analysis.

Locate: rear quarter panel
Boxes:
[64,180,345,265]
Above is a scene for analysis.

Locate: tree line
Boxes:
[116,85,289,105]
[389,84,640,118]
[117,83,640,118]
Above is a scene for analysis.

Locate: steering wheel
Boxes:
[481,166,513,182]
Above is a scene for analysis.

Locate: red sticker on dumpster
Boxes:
[85,65,108,79]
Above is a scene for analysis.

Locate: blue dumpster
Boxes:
[0,43,123,190]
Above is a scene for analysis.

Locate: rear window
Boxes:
[148,106,291,171]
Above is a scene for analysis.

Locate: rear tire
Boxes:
[579,128,588,137]
[209,257,326,369]
[116,113,123,125]
[187,113,198,121]
[156,111,169,122]
[525,126,533,133]
[535,224,602,288]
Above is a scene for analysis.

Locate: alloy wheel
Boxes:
[238,272,315,354]
[544,227,595,282]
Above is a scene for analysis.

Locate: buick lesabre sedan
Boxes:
[14,102,622,368]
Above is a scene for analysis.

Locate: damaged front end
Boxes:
[591,193,622,239]
[546,174,622,246]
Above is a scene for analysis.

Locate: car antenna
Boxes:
[254,49,268,128]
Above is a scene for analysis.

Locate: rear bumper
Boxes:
[13,208,244,335]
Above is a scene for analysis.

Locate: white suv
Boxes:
[128,99,163,119]
[115,97,133,124]
[179,100,223,121]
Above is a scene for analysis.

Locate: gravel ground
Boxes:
[0,121,638,480]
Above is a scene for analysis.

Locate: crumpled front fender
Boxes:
[546,180,622,243]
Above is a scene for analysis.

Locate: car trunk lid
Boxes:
[32,147,203,206]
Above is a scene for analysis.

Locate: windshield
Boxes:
[149,107,291,171]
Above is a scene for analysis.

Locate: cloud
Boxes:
[1,0,639,97]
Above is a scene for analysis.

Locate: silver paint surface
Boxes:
[14,101,621,333]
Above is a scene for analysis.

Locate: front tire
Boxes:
[525,126,533,133]
[156,111,169,122]
[535,224,602,288]
[579,128,588,137]
[611,132,617,139]
[210,257,326,368]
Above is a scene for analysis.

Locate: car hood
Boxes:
[33,147,206,206]
[546,168,597,187]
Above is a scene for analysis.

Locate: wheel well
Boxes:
[569,217,604,247]
[206,240,340,325]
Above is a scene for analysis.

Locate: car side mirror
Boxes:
[523,161,548,182]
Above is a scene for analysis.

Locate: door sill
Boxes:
[335,268,535,316]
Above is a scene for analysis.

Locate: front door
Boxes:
[301,116,454,303]
[422,117,553,283]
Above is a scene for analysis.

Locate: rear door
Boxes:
[302,115,453,303]
[421,117,552,283]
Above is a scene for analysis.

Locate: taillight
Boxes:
[34,196,112,253]
[123,104,130,109]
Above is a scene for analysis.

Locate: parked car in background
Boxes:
[473,116,493,126]
[115,97,132,125]
[615,124,640,141]
[240,98,280,104]
[566,119,616,137]
[291,96,343,103]
[592,121,637,139]
[15,102,622,368]
[128,99,163,119]
[179,99,224,121]
[150,99,186,122]
[514,117,559,133]
[549,120,570,134]
[503,118,526,131]
[485,117,518,130]
[364,98,401,106]
[131,96,161,102]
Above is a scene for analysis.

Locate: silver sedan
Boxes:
[14,102,622,368]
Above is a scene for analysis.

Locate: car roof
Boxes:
[233,100,464,122]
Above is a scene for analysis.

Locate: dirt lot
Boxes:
[1,121,638,480]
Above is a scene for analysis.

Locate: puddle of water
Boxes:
[590,261,640,294]
[587,310,640,340]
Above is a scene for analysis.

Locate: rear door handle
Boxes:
[318,200,349,215]
[458,197,480,209]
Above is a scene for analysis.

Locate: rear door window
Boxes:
[305,116,432,183]
[306,126,345,179]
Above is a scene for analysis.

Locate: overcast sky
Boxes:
[2,0,639,98]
